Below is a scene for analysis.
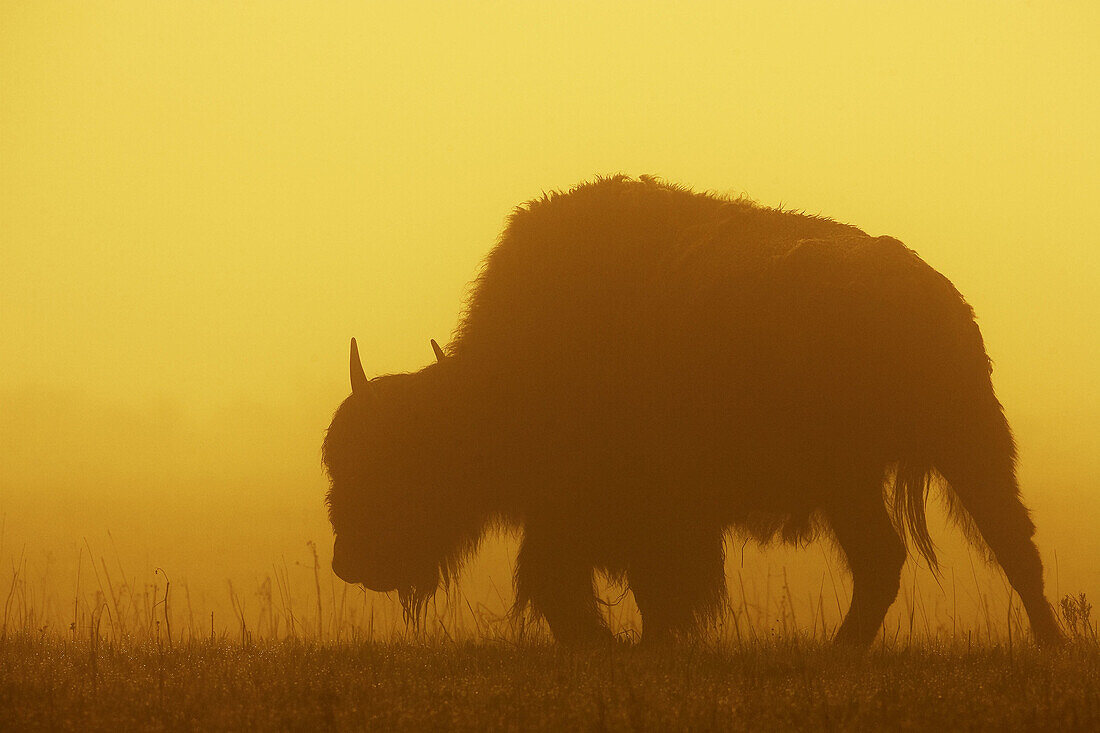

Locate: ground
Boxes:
[2,637,1098,731]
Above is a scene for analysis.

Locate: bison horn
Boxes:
[350,338,370,395]
[430,339,447,362]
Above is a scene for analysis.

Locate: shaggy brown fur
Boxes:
[322,175,1063,647]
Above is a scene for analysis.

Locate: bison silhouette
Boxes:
[323,175,1063,647]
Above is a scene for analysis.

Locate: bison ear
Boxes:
[350,338,370,395]
[430,339,447,362]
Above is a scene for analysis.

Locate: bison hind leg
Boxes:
[825,470,908,648]
[628,529,727,645]
[935,457,1064,646]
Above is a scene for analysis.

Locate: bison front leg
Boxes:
[826,490,906,648]
[515,528,612,646]
[628,530,727,645]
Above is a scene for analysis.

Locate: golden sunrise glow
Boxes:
[2,1,1098,634]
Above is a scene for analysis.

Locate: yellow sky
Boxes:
[2,2,1098,614]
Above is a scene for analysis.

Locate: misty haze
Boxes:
[2,2,1098,730]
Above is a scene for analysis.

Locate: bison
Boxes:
[322,175,1063,647]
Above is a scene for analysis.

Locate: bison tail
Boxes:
[890,403,1025,574]
[897,358,1033,578]
[888,459,939,571]
[888,395,1022,574]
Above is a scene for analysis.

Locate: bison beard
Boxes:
[322,175,1064,648]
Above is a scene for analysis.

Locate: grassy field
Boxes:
[3,537,1099,730]
[2,635,1099,731]
[3,534,1097,729]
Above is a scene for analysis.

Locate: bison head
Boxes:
[322,338,456,611]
